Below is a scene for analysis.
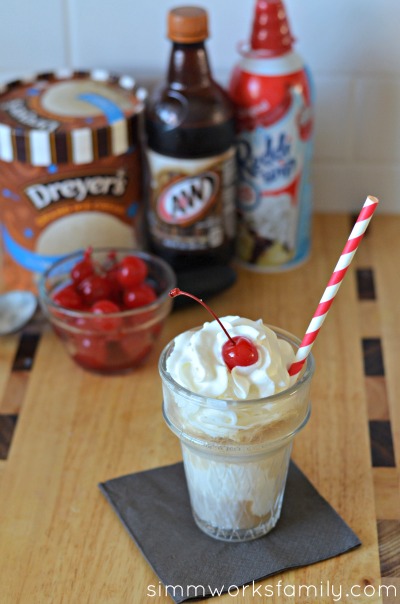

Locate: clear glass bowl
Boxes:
[38,248,176,374]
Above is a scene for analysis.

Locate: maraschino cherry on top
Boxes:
[229,0,314,272]
[169,288,259,370]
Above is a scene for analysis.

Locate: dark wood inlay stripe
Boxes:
[369,421,396,468]
[356,268,376,300]
[362,338,385,376]
[0,371,30,415]
[12,333,40,372]
[0,414,18,460]
[378,520,400,577]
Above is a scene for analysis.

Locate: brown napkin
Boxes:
[99,462,360,603]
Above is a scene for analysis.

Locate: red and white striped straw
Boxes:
[289,195,379,377]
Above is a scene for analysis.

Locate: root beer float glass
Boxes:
[159,289,315,542]
[161,325,314,542]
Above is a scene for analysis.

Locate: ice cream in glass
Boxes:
[159,290,314,542]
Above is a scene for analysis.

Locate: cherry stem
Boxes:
[169,288,235,345]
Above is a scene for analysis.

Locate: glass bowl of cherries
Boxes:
[38,247,176,374]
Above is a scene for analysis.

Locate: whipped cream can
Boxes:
[229,0,314,271]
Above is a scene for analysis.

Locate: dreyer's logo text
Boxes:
[25,170,128,210]
[157,172,219,227]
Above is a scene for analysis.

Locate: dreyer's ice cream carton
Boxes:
[0,70,146,290]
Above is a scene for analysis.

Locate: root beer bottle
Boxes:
[145,6,237,271]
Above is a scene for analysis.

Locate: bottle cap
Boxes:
[250,0,294,55]
[168,6,209,43]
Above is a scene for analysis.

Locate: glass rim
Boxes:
[159,324,315,407]
[38,247,177,318]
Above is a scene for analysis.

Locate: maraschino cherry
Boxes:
[169,288,259,371]
[71,247,94,285]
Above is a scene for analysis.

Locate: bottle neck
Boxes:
[167,42,212,88]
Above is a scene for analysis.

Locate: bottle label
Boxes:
[0,155,143,290]
[232,71,313,272]
[147,148,236,251]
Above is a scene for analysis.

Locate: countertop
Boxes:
[0,214,399,603]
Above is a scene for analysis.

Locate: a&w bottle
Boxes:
[229,0,314,271]
[145,6,237,272]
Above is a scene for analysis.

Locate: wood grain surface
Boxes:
[0,214,399,603]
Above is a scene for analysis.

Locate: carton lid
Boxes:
[0,69,146,166]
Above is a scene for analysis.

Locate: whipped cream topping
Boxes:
[166,316,295,400]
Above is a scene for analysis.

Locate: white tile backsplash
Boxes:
[285,0,400,76]
[0,0,67,74]
[313,162,400,213]
[1,0,400,212]
[313,76,354,161]
[354,79,400,163]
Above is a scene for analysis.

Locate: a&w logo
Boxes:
[157,172,219,227]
